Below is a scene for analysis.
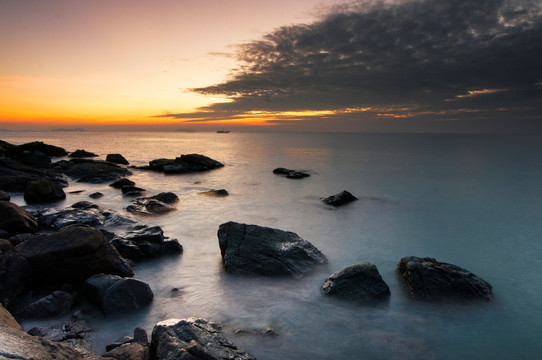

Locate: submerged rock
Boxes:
[322,190,358,206]
[217,221,326,277]
[199,189,229,196]
[151,318,256,360]
[37,203,136,230]
[397,256,493,301]
[321,262,390,302]
[273,167,311,179]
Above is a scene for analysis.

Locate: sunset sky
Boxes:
[1,0,541,132]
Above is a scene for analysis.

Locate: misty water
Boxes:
[4,131,542,359]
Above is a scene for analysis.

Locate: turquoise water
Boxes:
[4,131,542,359]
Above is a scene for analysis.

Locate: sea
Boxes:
[2,131,542,359]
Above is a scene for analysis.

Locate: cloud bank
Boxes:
[159,0,542,132]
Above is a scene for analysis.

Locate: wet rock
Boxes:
[322,190,358,206]
[397,256,493,301]
[72,200,99,209]
[121,185,147,195]
[89,192,104,199]
[84,273,153,314]
[199,189,229,196]
[12,150,52,167]
[0,239,33,309]
[126,192,179,215]
[146,192,179,204]
[145,199,176,214]
[104,342,149,360]
[0,189,10,201]
[53,158,131,183]
[106,336,135,351]
[273,167,310,179]
[16,225,134,285]
[20,290,76,319]
[69,149,98,158]
[133,327,149,345]
[321,262,391,302]
[27,319,94,356]
[37,204,136,230]
[142,153,224,174]
[0,201,38,235]
[110,225,182,262]
[109,178,135,188]
[23,178,66,203]
[106,153,129,165]
[217,221,327,277]
[151,318,256,360]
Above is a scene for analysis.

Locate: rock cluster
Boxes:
[141,153,224,174]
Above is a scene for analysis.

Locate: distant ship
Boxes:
[217,129,230,133]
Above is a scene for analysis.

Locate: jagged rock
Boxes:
[142,154,224,174]
[397,256,493,301]
[106,153,129,165]
[16,225,133,285]
[84,273,153,314]
[0,201,38,235]
[321,263,391,302]
[37,205,136,230]
[273,167,310,179]
[217,221,327,277]
[199,189,229,196]
[322,190,358,206]
[0,239,33,309]
[110,225,182,262]
[8,233,37,246]
[151,318,256,360]
[53,158,131,183]
[69,149,98,158]
[24,178,66,203]
[20,290,76,319]
[109,178,135,188]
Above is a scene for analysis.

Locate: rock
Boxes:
[104,342,149,360]
[84,273,153,314]
[199,189,229,196]
[16,225,134,285]
[133,327,149,345]
[121,185,147,195]
[1,303,22,330]
[106,336,135,352]
[273,167,310,179]
[21,290,76,319]
[151,318,256,360]
[0,156,68,192]
[110,225,182,262]
[0,321,85,359]
[322,190,358,206]
[0,201,38,235]
[27,319,94,356]
[12,150,52,167]
[217,221,327,276]
[23,178,66,203]
[53,158,131,183]
[72,200,99,210]
[145,199,176,214]
[126,193,179,215]
[397,256,493,301]
[321,263,391,302]
[8,232,37,246]
[109,178,135,188]
[69,149,98,158]
[16,141,68,157]
[89,192,104,199]
[146,192,179,204]
[0,240,33,309]
[142,154,224,174]
[37,205,135,230]
[0,189,10,201]
[106,153,129,165]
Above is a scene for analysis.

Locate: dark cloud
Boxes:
[164,0,542,131]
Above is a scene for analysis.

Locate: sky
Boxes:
[1,0,541,133]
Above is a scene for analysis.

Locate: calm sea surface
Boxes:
[3,131,542,359]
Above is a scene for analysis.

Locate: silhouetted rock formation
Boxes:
[69,149,98,158]
[106,153,129,165]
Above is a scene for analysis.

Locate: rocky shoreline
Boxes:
[0,139,493,359]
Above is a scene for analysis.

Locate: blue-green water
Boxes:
[3,131,542,359]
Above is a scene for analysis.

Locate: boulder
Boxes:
[16,141,68,157]
[217,221,327,277]
[16,225,133,284]
[322,190,358,206]
[397,256,493,301]
[37,205,136,230]
[0,201,38,235]
[142,154,224,174]
[105,327,148,352]
[11,150,52,167]
[53,158,131,183]
[106,153,129,165]
[24,178,66,203]
[69,149,98,158]
[20,290,76,319]
[110,225,183,262]
[109,178,135,188]
[146,192,179,204]
[0,239,33,309]
[151,318,256,360]
[84,273,153,314]
[89,192,104,199]
[321,263,391,302]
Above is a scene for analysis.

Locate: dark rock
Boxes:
[126,193,179,215]
[0,156,67,192]
[199,189,229,196]
[1,303,23,330]
[24,178,66,203]
[272,167,291,175]
[0,239,33,309]
[217,221,327,277]
[0,201,38,235]
[8,233,37,246]
[84,273,153,314]
[13,150,52,167]
[273,167,310,179]
[27,319,94,355]
[106,153,129,165]
[134,327,149,345]
[122,185,147,195]
[104,342,149,360]
[109,178,135,188]
[16,225,133,284]
[72,200,99,209]
[21,290,76,319]
[69,190,85,194]
[321,262,391,302]
[162,239,183,255]
[106,336,135,351]
[143,154,224,174]
[0,189,10,201]
[322,190,358,206]
[37,205,135,230]
[397,256,493,301]
[89,192,104,199]
[110,225,182,262]
[145,199,176,214]
[146,192,179,204]
[53,158,131,183]
[151,318,256,360]
[69,149,98,158]
[16,141,68,157]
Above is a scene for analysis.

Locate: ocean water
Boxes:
[3,131,542,359]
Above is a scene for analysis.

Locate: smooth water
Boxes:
[3,131,542,359]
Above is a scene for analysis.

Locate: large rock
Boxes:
[37,204,136,230]
[106,153,129,165]
[1,303,22,330]
[53,158,131,183]
[397,256,493,301]
[218,221,327,276]
[16,225,133,284]
[0,239,33,309]
[0,156,68,192]
[0,201,38,235]
[322,190,358,206]
[321,262,390,302]
[24,178,66,203]
[143,154,224,174]
[84,273,153,314]
[16,141,68,157]
[69,149,98,158]
[110,225,183,262]
[151,318,256,360]
[20,290,76,319]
